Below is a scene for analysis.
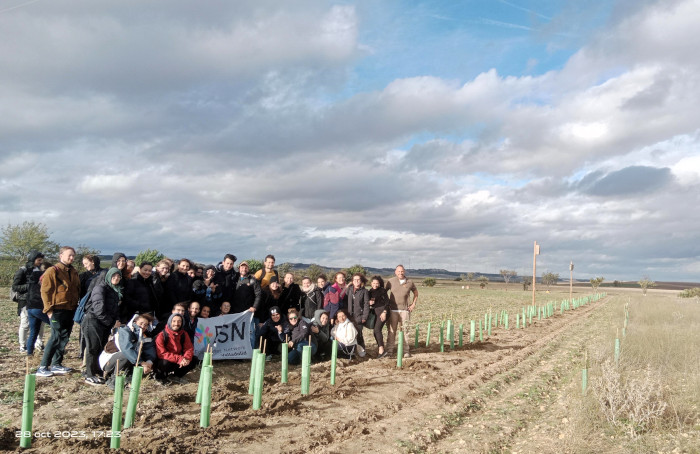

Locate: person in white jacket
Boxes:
[331,309,365,359]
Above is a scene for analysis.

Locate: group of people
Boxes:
[12,248,419,387]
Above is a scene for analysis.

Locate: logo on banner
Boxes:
[193,311,254,360]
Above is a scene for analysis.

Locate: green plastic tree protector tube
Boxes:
[301,345,311,395]
[330,340,337,385]
[123,366,143,428]
[20,373,35,449]
[281,343,289,384]
[110,375,124,449]
[200,366,212,428]
[397,331,404,368]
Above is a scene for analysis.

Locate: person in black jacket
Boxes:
[368,275,390,358]
[166,259,193,308]
[347,273,370,350]
[12,250,46,353]
[213,254,238,311]
[152,259,173,320]
[299,276,324,320]
[79,254,102,298]
[82,267,121,385]
[233,261,262,316]
[280,308,316,365]
[258,306,286,359]
[279,273,301,314]
[120,262,158,324]
[17,252,48,355]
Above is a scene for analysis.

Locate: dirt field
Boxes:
[0,287,697,453]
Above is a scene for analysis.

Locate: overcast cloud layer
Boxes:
[1,0,699,281]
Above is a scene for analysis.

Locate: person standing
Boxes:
[254,254,278,290]
[12,251,46,353]
[346,273,370,352]
[368,275,390,358]
[36,246,81,377]
[385,265,418,358]
[82,267,121,385]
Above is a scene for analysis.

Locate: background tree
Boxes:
[477,275,489,289]
[134,249,166,267]
[343,264,367,277]
[466,272,475,282]
[305,264,325,280]
[74,244,102,272]
[459,273,467,281]
[522,276,532,291]
[541,271,560,289]
[613,280,622,287]
[277,262,293,278]
[500,269,517,289]
[638,276,656,296]
[422,277,436,287]
[0,221,59,262]
[245,259,263,274]
[590,276,605,293]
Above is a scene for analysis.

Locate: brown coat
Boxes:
[41,262,80,313]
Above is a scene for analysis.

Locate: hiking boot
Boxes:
[36,366,54,377]
[50,365,73,375]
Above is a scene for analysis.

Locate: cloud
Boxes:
[0,0,699,281]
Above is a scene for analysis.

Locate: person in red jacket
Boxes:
[155,313,195,384]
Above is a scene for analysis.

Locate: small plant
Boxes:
[422,277,436,287]
[638,277,656,296]
[592,359,668,437]
[678,287,700,298]
[590,276,605,293]
[477,276,489,289]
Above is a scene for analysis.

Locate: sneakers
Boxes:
[50,365,73,375]
[265,354,273,362]
[35,343,44,352]
[403,352,412,358]
[84,376,105,386]
[377,351,388,359]
[19,347,27,354]
[36,366,54,377]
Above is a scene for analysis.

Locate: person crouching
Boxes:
[155,313,195,384]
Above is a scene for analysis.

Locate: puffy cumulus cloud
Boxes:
[2,0,700,281]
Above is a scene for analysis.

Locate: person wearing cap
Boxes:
[12,250,46,354]
[233,261,262,316]
[258,306,286,360]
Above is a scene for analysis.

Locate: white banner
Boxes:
[193,311,254,360]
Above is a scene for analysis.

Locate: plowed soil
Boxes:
[1,298,608,454]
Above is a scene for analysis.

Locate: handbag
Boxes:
[364,311,376,330]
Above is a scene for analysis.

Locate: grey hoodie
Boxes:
[312,309,331,347]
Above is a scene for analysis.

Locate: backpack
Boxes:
[73,292,91,324]
[10,266,27,302]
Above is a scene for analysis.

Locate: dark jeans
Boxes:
[352,321,365,349]
[155,358,196,379]
[81,315,110,378]
[288,340,317,365]
[27,309,50,356]
[373,307,388,348]
[41,309,75,368]
[104,352,135,379]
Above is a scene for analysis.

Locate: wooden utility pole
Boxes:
[532,241,540,307]
[569,261,574,302]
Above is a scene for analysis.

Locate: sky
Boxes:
[1,0,699,282]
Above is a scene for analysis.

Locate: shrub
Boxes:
[679,288,700,298]
[134,249,165,267]
[422,277,436,287]
[592,359,669,437]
